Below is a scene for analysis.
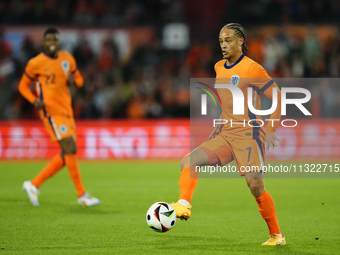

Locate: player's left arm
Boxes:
[67,53,84,88]
[263,84,281,152]
[250,63,281,152]
[68,69,83,88]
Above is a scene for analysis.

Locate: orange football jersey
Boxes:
[214,54,281,140]
[20,51,83,118]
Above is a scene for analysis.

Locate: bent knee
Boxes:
[180,154,190,170]
[65,142,77,154]
[246,179,265,197]
[66,147,77,155]
[60,137,77,155]
[180,148,211,170]
[247,181,260,192]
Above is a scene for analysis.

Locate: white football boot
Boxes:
[22,181,40,207]
[77,192,101,207]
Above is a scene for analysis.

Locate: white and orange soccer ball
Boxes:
[146,202,176,232]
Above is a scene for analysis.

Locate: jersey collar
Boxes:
[224,53,244,69]
[43,50,58,59]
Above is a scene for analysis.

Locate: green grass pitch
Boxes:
[0,161,340,254]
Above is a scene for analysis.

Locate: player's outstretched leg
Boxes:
[245,174,286,245]
[60,136,100,207]
[32,154,65,187]
[22,154,65,206]
[171,147,210,220]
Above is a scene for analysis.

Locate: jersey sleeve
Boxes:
[214,62,219,74]
[248,62,272,87]
[214,60,224,77]
[249,63,281,134]
[24,59,37,81]
[19,60,38,104]
[67,52,83,88]
[72,69,84,88]
[68,53,77,73]
[214,61,223,120]
[18,74,37,104]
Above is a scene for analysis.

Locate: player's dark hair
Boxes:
[222,23,248,51]
[44,27,59,37]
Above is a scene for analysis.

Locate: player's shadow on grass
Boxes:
[66,206,112,215]
[1,198,114,215]
[148,235,316,255]
[0,198,32,205]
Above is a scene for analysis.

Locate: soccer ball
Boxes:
[146,202,176,232]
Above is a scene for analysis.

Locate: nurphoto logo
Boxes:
[198,82,312,128]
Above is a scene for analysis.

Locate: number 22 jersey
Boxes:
[20,51,83,118]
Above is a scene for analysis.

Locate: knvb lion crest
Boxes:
[230,75,240,86]
[61,60,70,74]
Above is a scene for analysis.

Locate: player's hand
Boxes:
[209,123,224,139]
[266,133,281,153]
[33,98,45,110]
[67,73,76,86]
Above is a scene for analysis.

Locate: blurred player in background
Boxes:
[18,27,100,207]
[171,23,285,245]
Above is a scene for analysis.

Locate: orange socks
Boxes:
[179,167,198,203]
[255,190,281,235]
[64,154,86,197]
[31,153,86,198]
[32,154,64,187]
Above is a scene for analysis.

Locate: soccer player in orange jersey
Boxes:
[171,23,286,245]
[19,27,100,207]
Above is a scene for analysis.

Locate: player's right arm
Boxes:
[209,123,223,139]
[209,62,225,139]
[18,59,45,109]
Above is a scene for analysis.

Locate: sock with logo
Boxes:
[255,190,281,235]
[178,167,198,204]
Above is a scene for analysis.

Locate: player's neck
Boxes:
[43,50,58,59]
[225,52,243,66]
